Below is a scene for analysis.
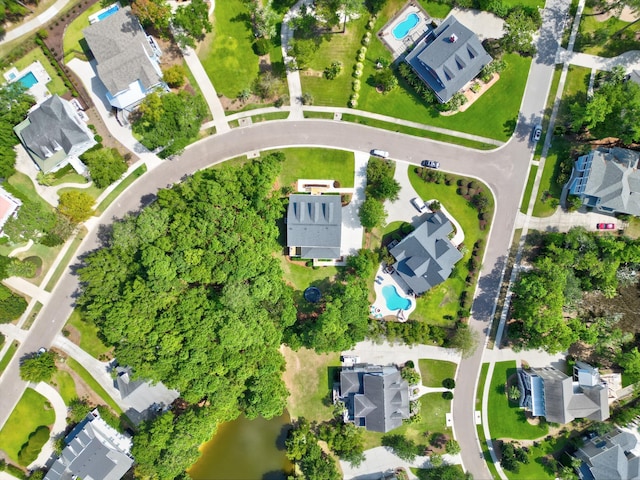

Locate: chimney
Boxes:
[449,34,457,43]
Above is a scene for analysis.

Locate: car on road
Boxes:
[596,223,615,230]
[531,125,542,142]
[37,347,46,355]
[421,160,440,169]
[411,197,429,213]
[371,149,389,158]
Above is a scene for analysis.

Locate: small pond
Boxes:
[188,412,293,480]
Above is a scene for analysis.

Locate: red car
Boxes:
[596,223,615,230]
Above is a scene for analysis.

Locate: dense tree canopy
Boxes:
[286,417,341,480]
[78,153,295,408]
[81,147,127,188]
[173,0,212,48]
[0,83,35,179]
[509,228,640,352]
[132,91,207,158]
[20,351,56,382]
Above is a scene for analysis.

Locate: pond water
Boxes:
[188,412,293,480]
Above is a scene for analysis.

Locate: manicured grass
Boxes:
[183,61,212,120]
[519,165,538,214]
[507,434,570,480]
[45,227,87,292]
[7,172,53,213]
[626,217,640,239]
[250,112,290,122]
[362,393,452,449]
[63,2,102,62]
[502,0,544,8]
[50,370,76,405]
[300,15,369,107]
[418,0,452,18]
[51,164,88,186]
[66,309,112,359]
[17,242,63,287]
[0,341,20,376]
[418,359,457,388]
[66,357,122,415]
[22,301,43,330]
[2,47,68,96]
[280,260,339,292]
[575,7,640,57]
[0,388,55,464]
[303,111,335,119]
[96,164,147,213]
[282,346,341,423]
[57,184,102,203]
[341,114,498,150]
[487,361,548,440]
[198,0,259,97]
[409,168,493,325]
[278,148,355,188]
[534,65,563,159]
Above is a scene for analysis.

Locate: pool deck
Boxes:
[3,61,51,105]
[378,1,433,59]
[371,265,416,321]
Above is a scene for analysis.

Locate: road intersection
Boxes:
[0,0,626,477]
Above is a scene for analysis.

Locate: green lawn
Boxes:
[50,370,76,404]
[16,242,64,287]
[0,341,19,376]
[487,361,548,440]
[519,165,538,214]
[417,0,452,18]
[534,64,563,159]
[418,359,458,387]
[362,393,452,449]
[1,47,67,96]
[533,66,589,217]
[51,164,88,186]
[575,7,640,57]
[476,363,501,480]
[282,346,341,424]
[66,357,122,414]
[63,2,102,62]
[278,148,355,188]
[66,309,112,359]
[506,434,570,480]
[626,217,640,239]
[7,172,54,213]
[198,0,259,98]
[0,388,55,464]
[57,184,102,203]
[45,227,87,292]
[409,168,493,325]
[96,164,147,214]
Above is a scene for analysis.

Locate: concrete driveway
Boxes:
[448,8,505,40]
[385,160,423,226]
[342,340,461,369]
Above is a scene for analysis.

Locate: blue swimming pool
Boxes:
[98,4,119,21]
[382,285,411,311]
[392,12,420,40]
[18,72,38,89]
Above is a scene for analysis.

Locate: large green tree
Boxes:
[0,83,34,179]
[173,0,212,48]
[20,351,56,382]
[81,147,127,188]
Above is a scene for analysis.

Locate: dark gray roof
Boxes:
[525,366,609,424]
[83,7,162,95]
[570,148,640,216]
[287,194,342,259]
[389,211,462,295]
[45,410,133,480]
[116,366,144,398]
[339,364,410,433]
[629,70,640,86]
[14,95,95,172]
[405,16,492,103]
[575,428,640,480]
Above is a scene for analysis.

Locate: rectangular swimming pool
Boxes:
[97,4,119,21]
[18,72,38,89]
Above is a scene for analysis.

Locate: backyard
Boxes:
[487,361,549,440]
[575,7,640,57]
[62,1,102,62]
[418,359,457,387]
[277,147,355,188]
[408,168,493,325]
[0,388,55,465]
[1,46,67,96]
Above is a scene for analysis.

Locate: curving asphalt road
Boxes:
[0,0,570,477]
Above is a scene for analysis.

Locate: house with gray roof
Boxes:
[517,362,609,425]
[568,147,640,217]
[339,364,410,433]
[13,95,96,173]
[286,194,342,260]
[44,409,133,480]
[83,6,166,112]
[388,211,462,295]
[405,15,492,103]
[573,428,640,480]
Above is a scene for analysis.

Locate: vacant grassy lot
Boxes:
[418,359,457,387]
[488,361,548,440]
[198,0,259,98]
[50,369,76,404]
[281,346,341,423]
[362,393,452,449]
[575,7,640,57]
[278,148,355,188]
[66,309,112,359]
[63,2,102,62]
[66,357,122,414]
[409,168,493,325]
[0,388,55,464]
[1,47,67,96]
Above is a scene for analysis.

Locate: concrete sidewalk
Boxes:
[0,0,71,45]
[28,382,68,470]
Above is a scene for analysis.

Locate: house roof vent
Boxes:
[449,34,458,43]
